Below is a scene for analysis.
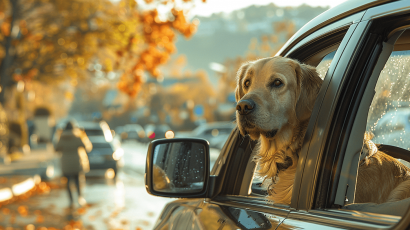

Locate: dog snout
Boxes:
[236,99,255,115]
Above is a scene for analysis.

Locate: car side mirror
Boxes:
[145,138,210,198]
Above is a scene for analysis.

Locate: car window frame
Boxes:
[288,21,367,210]
[312,10,410,210]
[295,3,410,229]
[206,18,360,223]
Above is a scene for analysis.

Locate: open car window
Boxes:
[250,42,343,198]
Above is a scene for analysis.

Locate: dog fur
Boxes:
[235,56,410,205]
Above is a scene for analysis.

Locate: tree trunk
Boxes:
[0,0,18,105]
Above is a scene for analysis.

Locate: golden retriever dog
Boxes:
[153,164,172,191]
[235,56,410,205]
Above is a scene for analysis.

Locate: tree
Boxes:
[0,0,203,151]
[0,0,201,104]
[216,20,296,106]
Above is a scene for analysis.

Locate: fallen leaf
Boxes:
[2,208,10,215]
[25,224,35,230]
[121,219,129,225]
[36,215,44,223]
[18,205,28,216]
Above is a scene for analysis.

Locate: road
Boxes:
[0,141,172,230]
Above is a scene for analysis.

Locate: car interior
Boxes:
[336,26,410,216]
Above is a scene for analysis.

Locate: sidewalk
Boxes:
[0,144,60,179]
[0,144,61,204]
[0,175,41,203]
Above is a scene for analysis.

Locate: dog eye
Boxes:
[244,80,251,88]
[272,79,283,88]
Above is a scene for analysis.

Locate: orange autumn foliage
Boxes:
[0,0,203,98]
[117,6,199,97]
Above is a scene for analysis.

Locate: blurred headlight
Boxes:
[165,130,174,139]
[211,129,219,137]
[112,148,124,160]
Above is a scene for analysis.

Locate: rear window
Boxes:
[92,143,113,150]
[85,129,104,136]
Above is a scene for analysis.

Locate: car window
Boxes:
[250,45,342,197]
[316,51,336,80]
[84,129,104,136]
[367,50,410,152]
[333,28,410,219]
[92,142,113,149]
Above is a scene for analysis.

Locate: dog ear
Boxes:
[235,63,250,101]
[291,60,323,122]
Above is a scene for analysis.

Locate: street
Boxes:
[0,141,172,230]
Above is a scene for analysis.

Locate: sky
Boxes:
[190,0,348,17]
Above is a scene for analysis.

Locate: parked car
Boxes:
[87,136,123,177]
[371,107,410,150]
[145,1,410,229]
[119,124,146,142]
[144,124,173,141]
[177,122,236,149]
[77,121,113,142]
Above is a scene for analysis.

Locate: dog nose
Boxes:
[236,99,255,115]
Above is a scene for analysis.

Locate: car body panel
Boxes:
[363,0,410,21]
[277,0,393,56]
[154,198,286,230]
[281,209,399,229]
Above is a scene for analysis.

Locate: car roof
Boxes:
[277,0,393,56]
[88,136,111,144]
[77,121,102,129]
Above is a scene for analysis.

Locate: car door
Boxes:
[152,130,288,230]
[175,8,360,230]
[282,1,410,229]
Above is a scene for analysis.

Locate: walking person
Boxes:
[55,121,92,208]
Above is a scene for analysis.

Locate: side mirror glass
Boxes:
[146,138,210,198]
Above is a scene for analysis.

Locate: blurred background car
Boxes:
[144,124,174,141]
[118,124,146,143]
[87,136,123,178]
[372,106,410,150]
[77,121,113,142]
[177,122,236,149]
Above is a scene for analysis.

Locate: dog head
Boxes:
[235,56,322,141]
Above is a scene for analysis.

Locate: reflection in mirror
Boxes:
[152,141,206,193]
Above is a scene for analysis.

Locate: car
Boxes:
[144,1,410,229]
[77,121,113,142]
[371,106,410,150]
[86,136,123,177]
[119,124,146,142]
[144,124,173,141]
[178,122,236,149]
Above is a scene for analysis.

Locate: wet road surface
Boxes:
[0,141,171,230]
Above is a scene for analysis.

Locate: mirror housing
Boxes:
[145,138,210,198]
